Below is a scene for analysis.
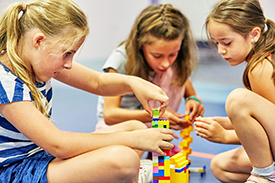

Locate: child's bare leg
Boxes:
[226,88,275,168]
[47,145,140,183]
[211,147,251,182]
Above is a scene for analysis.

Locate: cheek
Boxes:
[229,49,248,63]
[170,56,177,64]
[47,54,64,67]
[239,40,252,56]
[146,56,159,69]
[238,47,251,59]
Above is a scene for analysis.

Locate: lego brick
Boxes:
[153,166,159,173]
[159,177,170,180]
[153,169,165,177]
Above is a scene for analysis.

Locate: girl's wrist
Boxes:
[185,95,201,104]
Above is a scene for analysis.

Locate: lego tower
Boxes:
[152,110,171,183]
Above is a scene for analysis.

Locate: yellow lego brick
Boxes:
[164,160,170,177]
[164,169,170,177]
[170,170,189,183]
[153,163,159,167]
[181,148,192,159]
[170,151,185,163]
[183,135,193,141]
[182,147,192,155]
[179,136,193,149]
[170,163,190,183]
[159,166,164,170]
[180,125,194,138]
[170,152,189,169]
[184,115,191,123]
[159,180,170,183]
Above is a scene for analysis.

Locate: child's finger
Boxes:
[143,102,153,117]
[195,116,204,122]
[158,106,167,117]
[160,141,174,149]
[159,128,174,135]
[158,97,169,117]
[194,121,206,129]
[172,133,179,139]
[155,148,165,156]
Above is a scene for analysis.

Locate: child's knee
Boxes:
[108,146,140,180]
[108,145,139,165]
[226,88,250,116]
[210,154,221,172]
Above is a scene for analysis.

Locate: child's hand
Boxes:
[194,116,226,143]
[162,109,191,130]
[129,77,169,117]
[185,99,204,122]
[132,128,174,156]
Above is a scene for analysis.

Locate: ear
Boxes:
[32,32,46,49]
[249,27,261,43]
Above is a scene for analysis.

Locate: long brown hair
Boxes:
[124,4,197,86]
[205,0,275,89]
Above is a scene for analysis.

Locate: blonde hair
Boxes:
[206,0,275,89]
[0,0,89,117]
[124,4,197,86]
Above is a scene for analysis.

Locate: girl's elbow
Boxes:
[103,111,117,125]
[44,144,69,159]
[41,137,72,159]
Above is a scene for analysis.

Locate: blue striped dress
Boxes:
[0,62,55,182]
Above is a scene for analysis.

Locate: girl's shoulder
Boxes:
[249,58,275,102]
[248,58,273,89]
[103,44,127,74]
[0,62,23,85]
[250,58,273,75]
[0,63,31,104]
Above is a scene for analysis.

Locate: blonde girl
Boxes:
[195,0,275,182]
[0,0,174,182]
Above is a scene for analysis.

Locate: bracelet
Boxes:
[185,95,201,104]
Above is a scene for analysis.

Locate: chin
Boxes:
[37,77,51,83]
[228,60,244,66]
[228,62,237,66]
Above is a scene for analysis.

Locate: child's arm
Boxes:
[184,79,204,122]
[211,116,234,129]
[102,69,192,130]
[0,101,174,158]
[55,62,168,116]
[194,116,240,144]
[104,95,153,124]
[103,68,153,124]
[104,96,192,130]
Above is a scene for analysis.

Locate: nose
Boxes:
[218,45,226,55]
[63,59,73,69]
[160,58,171,69]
